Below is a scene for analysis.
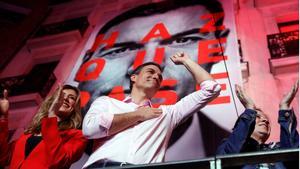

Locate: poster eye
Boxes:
[161,36,200,47]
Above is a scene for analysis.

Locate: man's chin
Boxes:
[258,131,268,135]
[258,131,270,140]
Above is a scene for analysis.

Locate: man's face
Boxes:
[79,5,222,111]
[251,110,271,143]
[131,65,163,94]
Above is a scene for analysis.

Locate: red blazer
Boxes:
[0,119,10,167]
[1,117,87,169]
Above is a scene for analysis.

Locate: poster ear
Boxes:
[130,74,137,83]
[218,28,230,38]
[215,28,230,55]
[82,49,94,63]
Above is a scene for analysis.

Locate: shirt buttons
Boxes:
[284,112,290,118]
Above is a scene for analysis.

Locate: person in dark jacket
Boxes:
[216,80,299,169]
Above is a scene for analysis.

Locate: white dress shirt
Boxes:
[82,80,221,168]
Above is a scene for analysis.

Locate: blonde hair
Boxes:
[24,85,82,134]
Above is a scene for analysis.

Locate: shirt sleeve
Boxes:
[41,117,87,169]
[160,80,221,128]
[216,109,257,155]
[82,96,114,139]
[278,109,299,148]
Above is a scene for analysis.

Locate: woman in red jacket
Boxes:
[0,85,87,169]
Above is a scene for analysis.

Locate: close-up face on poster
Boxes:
[67,0,243,161]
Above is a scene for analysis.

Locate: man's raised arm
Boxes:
[170,52,214,84]
[162,52,221,126]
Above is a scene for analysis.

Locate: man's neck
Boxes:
[130,89,153,105]
[250,135,265,145]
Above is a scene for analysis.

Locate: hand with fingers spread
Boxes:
[279,80,299,110]
[170,52,190,65]
[235,84,256,110]
[0,89,9,118]
[135,106,162,122]
[48,86,64,118]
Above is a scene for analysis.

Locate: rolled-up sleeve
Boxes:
[82,96,114,139]
[278,109,299,148]
[161,80,221,127]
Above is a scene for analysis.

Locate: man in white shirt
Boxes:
[82,52,221,168]
[77,0,231,160]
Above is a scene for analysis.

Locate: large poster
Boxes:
[67,0,243,161]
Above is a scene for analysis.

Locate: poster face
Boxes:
[67,0,243,161]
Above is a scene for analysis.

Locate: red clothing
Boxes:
[0,119,10,167]
[0,117,87,169]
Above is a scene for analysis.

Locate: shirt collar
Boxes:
[123,96,152,107]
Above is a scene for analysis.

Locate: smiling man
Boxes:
[77,0,228,113]
[217,83,299,169]
[75,0,234,160]
[82,52,221,168]
[70,0,240,164]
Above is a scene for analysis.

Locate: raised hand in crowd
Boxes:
[0,89,9,119]
[48,86,64,119]
[235,84,256,110]
[279,79,298,110]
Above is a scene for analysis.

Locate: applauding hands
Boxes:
[236,80,298,111]
[0,89,9,119]
[279,80,299,110]
[235,84,256,110]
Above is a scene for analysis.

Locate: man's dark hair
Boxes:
[129,62,162,92]
[98,0,224,35]
[82,0,225,62]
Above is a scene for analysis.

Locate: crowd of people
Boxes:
[0,53,298,169]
